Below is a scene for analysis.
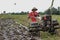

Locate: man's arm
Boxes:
[35,12,40,17]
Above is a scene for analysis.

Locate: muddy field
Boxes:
[0,18,41,40]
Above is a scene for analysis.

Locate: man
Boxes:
[28,7,39,22]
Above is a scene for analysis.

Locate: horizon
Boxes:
[0,0,60,13]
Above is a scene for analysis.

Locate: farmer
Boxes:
[28,7,39,22]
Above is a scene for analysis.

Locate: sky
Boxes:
[0,0,60,13]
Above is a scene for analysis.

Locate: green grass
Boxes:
[52,15,60,24]
[0,14,60,40]
[0,14,28,26]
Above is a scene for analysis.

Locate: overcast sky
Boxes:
[0,0,60,13]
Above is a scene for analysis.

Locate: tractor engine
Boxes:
[42,14,51,21]
[42,15,51,27]
[42,14,59,27]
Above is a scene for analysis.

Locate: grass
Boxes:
[0,14,28,26]
[52,15,60,24]
[0,14,60,40]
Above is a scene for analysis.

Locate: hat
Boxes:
[32,7,38,11]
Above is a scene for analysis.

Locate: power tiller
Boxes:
[28,14,60,36]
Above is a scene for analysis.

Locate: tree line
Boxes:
[44,7,60,15]
[2,7,60,15]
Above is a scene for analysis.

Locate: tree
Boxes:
[57,7,60,15]
[51,7,57,15]
[3,11,6,14]
[44,9,51,15]
[44,7,58,15]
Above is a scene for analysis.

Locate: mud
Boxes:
[0,18,41,40]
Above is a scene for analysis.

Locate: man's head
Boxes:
[32,7,38,11]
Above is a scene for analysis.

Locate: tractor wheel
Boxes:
[49,27,56,35]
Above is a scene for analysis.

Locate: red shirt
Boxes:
[28,12,38,22]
